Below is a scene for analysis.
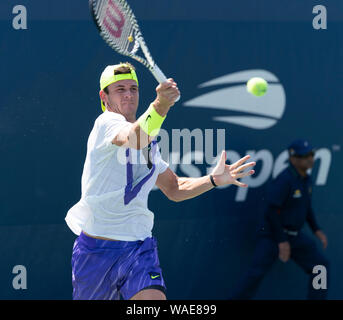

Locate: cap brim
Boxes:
[294,146,315,156]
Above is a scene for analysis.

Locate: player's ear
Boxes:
[99,90,107,103]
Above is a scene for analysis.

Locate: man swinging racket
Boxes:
[65,62,256,300]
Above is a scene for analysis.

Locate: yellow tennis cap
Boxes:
[100,63,139,112]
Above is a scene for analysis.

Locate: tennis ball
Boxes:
[128,35,134,42]
[247,77,268,97]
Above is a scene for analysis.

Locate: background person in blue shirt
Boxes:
[231,139,329,299]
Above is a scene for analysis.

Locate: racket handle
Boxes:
[151,64,167,83]
[152,64,181,102]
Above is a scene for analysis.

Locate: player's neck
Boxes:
[125,115,136,123]
[120,109,136,123]
[108,107,136,123]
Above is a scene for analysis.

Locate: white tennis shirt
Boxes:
[65,110,168,241]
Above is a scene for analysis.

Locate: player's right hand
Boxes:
[278,241,291,262]
[155,79,180,109]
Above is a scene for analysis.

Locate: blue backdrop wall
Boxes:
[0,0,342,299]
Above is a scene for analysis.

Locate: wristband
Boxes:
[209,175,217,188]
[138,104,166,136]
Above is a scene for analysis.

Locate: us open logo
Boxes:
[183,69,286,130]
[149,69,331,201]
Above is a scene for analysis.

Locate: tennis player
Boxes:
[65,62,256,300]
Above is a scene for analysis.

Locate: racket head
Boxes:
[89,0,180,101]
[89,0,145,63]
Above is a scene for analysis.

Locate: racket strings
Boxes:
[94,0,145,58]
[91,0,155,71]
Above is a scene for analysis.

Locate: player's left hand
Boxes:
[315,230,328,249]
[211,151,255,187]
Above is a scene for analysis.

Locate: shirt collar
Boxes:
[288,162,309,181]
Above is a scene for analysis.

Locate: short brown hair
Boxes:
[113,62,135,74]
[103,62,136,94]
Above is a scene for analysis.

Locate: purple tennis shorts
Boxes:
[71,232,166,300]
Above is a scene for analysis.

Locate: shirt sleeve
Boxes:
[154,143,169,174]
[265,174,291,243]
[99,112,132,149]
[158,158,169,174]
[307,204,320,233]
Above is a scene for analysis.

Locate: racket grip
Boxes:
[152,64,181,102]
[151,64,167,83]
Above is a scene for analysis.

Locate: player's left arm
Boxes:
[155,151,255,202]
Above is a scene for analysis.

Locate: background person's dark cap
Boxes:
[288,139,315,156]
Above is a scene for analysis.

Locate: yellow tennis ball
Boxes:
[247,77,268,97]
[128,35,134,42]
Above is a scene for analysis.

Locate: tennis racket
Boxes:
[89,0,180,101]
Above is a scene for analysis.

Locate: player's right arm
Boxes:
[112,79,179,149]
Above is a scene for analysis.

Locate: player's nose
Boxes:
[123,90,134,99]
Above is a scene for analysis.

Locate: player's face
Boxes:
[104,80,139,121]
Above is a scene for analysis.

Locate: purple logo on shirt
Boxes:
[124,141,157,205]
